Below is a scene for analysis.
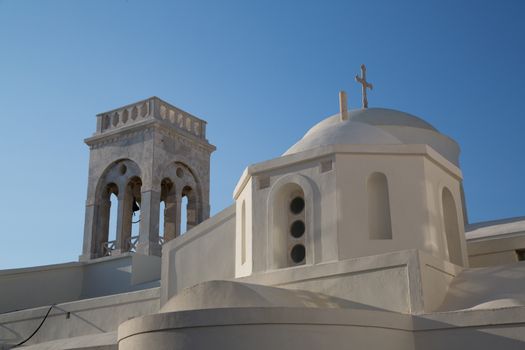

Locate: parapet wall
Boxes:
[161,205,236,305]
[0,253,160,314]
[0,287,159,347]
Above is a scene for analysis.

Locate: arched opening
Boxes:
[367,172,392,239]
[271,183,307,268]
[180,194,188,235]
[159,201,166,237]
[442,187,462,266]
[159,162,204,240]
[241,200,246,265]
[108,193,118,243]
[89,159,144,258]
[99,183,118,257]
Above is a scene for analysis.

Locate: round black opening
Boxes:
[119,164,127,175]
[291,244,306,263]
[290,220,305,238]
[176,167,184,178]
[290,197,305,214]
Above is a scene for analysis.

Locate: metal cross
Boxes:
[355,64,373,109]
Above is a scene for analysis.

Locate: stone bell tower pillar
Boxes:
[80,97,215,261]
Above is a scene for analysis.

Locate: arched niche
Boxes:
[267,174,317,270]
[241,200,247,265]
[442,187,462,266]
[367,172,393,240]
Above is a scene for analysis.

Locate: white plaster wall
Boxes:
[119,323,414,350]
[235,178,253,277]
[412,326,525,349]
[0,262,83,314]
[469,250,519,267]
[414,307,525,348]
[240,155,337,274]
[334,150,465,266]
[436,261,525,311]
[336,153,428,259]
[119,322,525,350]
[118,308,415,350]
[0,254,160,314]
[417,250,462,313]
[160,205,236,306]
[234,144,465,276]
[467,234,525,267]
[118,294,525,350]
[239,250,421,314]
[421,157,467,266]
[81,254,160,299]
[0,288,159,347]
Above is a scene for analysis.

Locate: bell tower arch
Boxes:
[80,97,215,260]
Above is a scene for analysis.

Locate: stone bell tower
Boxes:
[80,97,215,261]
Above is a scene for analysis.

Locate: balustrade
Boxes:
[96,97,207,139]
[102,235,166,256]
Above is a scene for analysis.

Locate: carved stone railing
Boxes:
[95,97,207,139]
[128,235,140,253]
[102,235,166,256]
[102,240,117,257]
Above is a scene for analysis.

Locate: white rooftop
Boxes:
[285,108,461,166]
[466,217,525,241]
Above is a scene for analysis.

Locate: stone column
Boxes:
[186,192,198,231]
[163,191,179,242]
[80,203,97,261]
[111,191,127,255]
[116,186,134,253]
[175,191,182,237]
[96,199,111,257]
[137,189,162,256]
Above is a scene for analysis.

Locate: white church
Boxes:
[1,66,525,349]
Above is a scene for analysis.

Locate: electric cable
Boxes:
[14,304,55,347]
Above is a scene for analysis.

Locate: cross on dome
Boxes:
[355,64,373,109]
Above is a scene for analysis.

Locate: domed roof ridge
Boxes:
[284,119,402,156]
[349,108,438,131]
[284,107,460,166]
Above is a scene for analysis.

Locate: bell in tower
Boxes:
[80,97,215,261]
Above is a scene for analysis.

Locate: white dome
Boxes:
[284,108,460,166]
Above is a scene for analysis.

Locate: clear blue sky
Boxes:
[0,0,523,269]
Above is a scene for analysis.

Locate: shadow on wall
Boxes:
[0,322,22,346]
[421,178,465,266]
[0,254,160,315]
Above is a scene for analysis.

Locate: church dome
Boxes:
[284,108,460,166]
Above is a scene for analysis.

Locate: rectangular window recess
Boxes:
[258,176,270,189]
[516,249,525,261]
[320,160,333,173]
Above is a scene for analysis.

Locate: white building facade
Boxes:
[1,98,525,350]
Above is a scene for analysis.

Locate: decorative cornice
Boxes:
[85,119,216,154]
[233,144,463,199]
